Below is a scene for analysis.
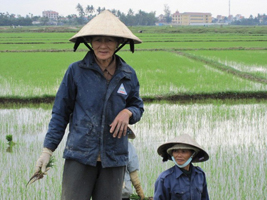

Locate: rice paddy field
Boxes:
[1,25,267,199]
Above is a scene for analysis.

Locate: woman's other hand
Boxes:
[110,109,132,138]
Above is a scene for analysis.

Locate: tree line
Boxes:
[230,14,267,25]
[0,3,266,26]
[0,4,158,26]
[65,4,158,26]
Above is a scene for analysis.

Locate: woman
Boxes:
[34,10,144,200]
[154,134,209,200]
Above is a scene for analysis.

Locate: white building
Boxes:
[42,10,59,20]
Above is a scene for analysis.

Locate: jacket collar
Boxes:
[174,164,199,179]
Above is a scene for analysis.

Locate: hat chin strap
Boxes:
[73,37,93,52]
[172,152,195,168]
[114,39,134,53]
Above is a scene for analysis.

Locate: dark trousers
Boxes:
[61,159,125,200]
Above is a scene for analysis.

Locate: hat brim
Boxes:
[166,144,200,155]
[127,127,136,139]
[157,134,209,163]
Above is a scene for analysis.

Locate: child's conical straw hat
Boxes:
[157,134,209,163]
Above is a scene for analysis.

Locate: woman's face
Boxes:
[91,36,118,62]
[172,149,193,166]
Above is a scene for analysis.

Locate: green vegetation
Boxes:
[0,52,84,97]
[1,25,267,34]
[187,50,267,79]
[1,104,266,199]
[1,26,267,102]
[5,134,16,152]
[129,25,267,34]
[6,134,13,143]
[26,156,55,187]
[130,194,151,199]
[1,51,267,99]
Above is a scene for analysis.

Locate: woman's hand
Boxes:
[110,109,132,138]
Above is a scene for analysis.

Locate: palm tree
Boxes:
[96,7,105,14]
[128,9,134,16]
[85,5,94,16]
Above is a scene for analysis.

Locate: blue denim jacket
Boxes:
[44,51,144,168]
[154,165,209,200]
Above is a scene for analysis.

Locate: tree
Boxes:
[125,9,135,26]
[76,3,87,24]
[85,5,95,20]
[0,12,33,26]
[164,4,172,23]
[119,10,157,26]
[117,10,122,18]
[40,17,49,25]
[147,11,157,25]
[136,10,145,25]
[128,9,134,16]
[96,7,105,14]
[76,3,85,18]
[85,5,94,16]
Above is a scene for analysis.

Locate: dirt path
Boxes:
[0,91,266,106]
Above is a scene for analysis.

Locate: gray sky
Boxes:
[1,0,266,18]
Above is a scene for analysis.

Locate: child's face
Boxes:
[172,149,193,166]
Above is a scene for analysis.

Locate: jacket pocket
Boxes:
[114,136,128,155]
[195,184,204,198]
[172,188,188,200]
[66,124,93,152]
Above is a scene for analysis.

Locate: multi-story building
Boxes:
[42,10,59,21]
[172,11,212,25]
[234,14,244,21]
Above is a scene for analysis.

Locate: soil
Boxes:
[0,92,266,106]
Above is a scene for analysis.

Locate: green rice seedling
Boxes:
[1,30,267,100]
[2,30,267,50]
[130,194,153,199]
[137,41,267,50]
[0,108,65,199]
[119,51,267,98]
[188,50,267,79]
[2,51,267,98]
[26,156,55,187]
[0,52,84,97]
[6,134,13,143]
[0,102,267,199]
[130,102,267,198]
[5,134,16,152]
[2,40,267,51]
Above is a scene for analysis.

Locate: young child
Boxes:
[122,128,145,200]
[154,134,209,200]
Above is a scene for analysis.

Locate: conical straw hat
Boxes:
[127,127,136,139]
[69,10,142,44]
[157,134,209,163]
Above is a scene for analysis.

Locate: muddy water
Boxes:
[1,103,267,199]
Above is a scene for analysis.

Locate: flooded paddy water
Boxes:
[1,102,266,199]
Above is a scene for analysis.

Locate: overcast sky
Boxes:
[1,0,266,18]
